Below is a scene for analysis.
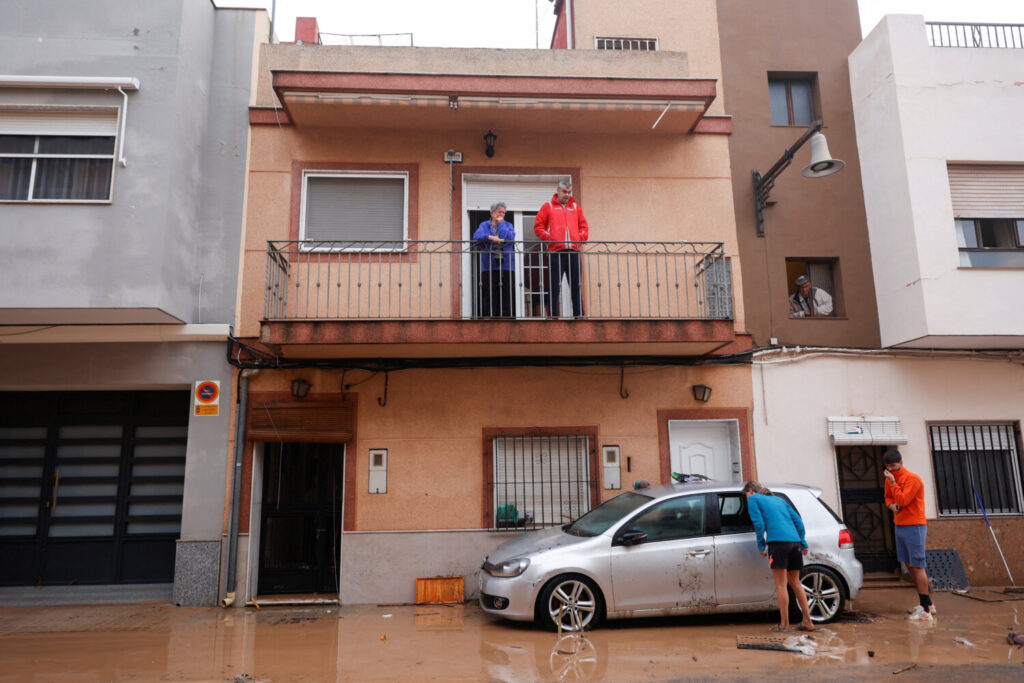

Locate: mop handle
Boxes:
[973,485,1015,586]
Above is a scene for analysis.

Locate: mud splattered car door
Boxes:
[712,491,774,605]
[608,493,715,613]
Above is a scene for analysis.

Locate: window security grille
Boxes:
[490,435,592,530]
[929,424,1024,516]
[595,37,657,51]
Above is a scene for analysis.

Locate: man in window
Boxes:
[534,181,589,317]
[789,274,833,317]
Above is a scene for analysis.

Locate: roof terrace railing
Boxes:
[926,22,1024,49]
[264,240,732,322]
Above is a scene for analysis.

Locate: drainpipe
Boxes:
[565,0,574,49]
[222,369,257,607]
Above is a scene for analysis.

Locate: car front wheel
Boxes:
[791,565,846,623]
[537,574,604,632]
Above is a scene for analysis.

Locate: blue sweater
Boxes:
[747,493,807,552]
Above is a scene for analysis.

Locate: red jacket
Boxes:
[534,195,589,251]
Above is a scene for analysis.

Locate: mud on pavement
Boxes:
[1,586,1023,681]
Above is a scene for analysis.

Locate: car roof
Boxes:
[634,480,822,499]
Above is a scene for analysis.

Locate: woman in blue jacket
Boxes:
[743,481,815,632]
[473,202,515,317]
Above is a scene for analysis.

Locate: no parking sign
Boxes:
[194,380,220,416]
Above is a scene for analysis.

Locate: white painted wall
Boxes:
[751,352,1024,517]
[850,15,1024,348]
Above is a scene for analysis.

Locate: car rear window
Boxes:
[814,496,844,524]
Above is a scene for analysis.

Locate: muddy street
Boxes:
[1,586,1022,682]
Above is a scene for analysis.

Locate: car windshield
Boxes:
[564,491,654,537]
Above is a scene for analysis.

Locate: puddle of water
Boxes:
[2,588,1024,681]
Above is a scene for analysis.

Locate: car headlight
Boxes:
[484,557,531,577]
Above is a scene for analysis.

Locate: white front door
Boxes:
[667,420,741,482]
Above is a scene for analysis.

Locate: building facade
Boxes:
[229,4,755,605]
[0,0,265,605]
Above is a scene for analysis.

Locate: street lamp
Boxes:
[751,120,844,237]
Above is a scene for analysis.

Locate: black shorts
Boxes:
[767,541,803,571]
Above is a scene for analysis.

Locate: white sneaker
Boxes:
[908,605,934,621]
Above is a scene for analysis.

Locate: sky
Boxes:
[218,0,1024,47]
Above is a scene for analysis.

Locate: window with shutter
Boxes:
[0,110,118,202]
[300,171,408,250]
[948,165,1024,267]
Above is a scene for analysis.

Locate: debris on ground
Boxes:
[736,635,801,652]
[953,636,975,647]
[1008,632,1024,647]
[892,662,917,675]
[234,675,254,683]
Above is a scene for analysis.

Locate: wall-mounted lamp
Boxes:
[751,120,845,237]
[692,384,712,403]
[483,129,497,158]
[291,378,312,398]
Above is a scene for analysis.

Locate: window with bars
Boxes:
[928,424,1024,516]
[487,433,596,530]
[595,37,658,51]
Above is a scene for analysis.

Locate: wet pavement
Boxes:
[1,586,1023,682]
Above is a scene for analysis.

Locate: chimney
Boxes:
[295,17,320,45]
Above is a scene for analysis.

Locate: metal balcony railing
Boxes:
[264,240,732,322]
[926,22,1024,49]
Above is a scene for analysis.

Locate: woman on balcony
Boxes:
[473,202,516,317]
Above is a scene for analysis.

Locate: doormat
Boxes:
[926,549,970,592]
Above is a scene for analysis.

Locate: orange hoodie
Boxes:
[884,466,927,526]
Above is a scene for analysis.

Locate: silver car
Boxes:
[479,481,862,631]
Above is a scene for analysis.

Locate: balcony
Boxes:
[260,240,736,359]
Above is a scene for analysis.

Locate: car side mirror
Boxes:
[618,529,647,546]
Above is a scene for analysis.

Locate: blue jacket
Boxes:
[473,220,515,271]
[747,493,807,552]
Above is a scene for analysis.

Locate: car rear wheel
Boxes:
[790,565,846,624]
[538,574,604,632]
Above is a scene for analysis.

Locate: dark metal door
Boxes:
[835,445,897,572]
[258,443,343,595]
[0,392,189,586]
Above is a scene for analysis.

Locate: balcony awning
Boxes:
[269,71,717,135]
[827,417,908,445]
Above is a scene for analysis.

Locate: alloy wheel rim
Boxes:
[548,579,596,631]
[801,570,841,622]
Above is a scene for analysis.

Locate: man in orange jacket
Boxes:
[883,448,935,621]
[534,180,589,317]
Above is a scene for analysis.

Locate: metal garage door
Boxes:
[0,391,189,586]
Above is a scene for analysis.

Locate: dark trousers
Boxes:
[547,250,583,317]
[479,269,513,317]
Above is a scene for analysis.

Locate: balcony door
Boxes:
[462,174,571,320]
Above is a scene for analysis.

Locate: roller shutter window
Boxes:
[948,165,1024,218]
[0,109,118,202]
[302,172,408,249]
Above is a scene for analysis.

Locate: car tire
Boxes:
[537,574,605,633]
[790,565,847,624]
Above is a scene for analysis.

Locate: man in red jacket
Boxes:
[534,180,589,317]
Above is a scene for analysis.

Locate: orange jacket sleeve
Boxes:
[885,475,922,510]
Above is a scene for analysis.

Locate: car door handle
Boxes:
[687,548,712,557]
